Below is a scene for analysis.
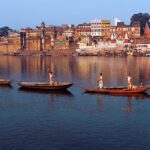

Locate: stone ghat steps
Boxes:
[1,47,75,56]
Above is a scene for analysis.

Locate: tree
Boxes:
[0,26,13,37]
[130,13,150,35]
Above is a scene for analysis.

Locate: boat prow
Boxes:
[0,79,12,85]
[18,82,73,90]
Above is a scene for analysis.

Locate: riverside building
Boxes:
[91,19,111,37]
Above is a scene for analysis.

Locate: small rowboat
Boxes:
[84,86,150,94]
[0,79,12,85]
[18,82,73,90]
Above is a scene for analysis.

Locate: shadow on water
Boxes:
[0,85,13,89]
[18,88,74,97]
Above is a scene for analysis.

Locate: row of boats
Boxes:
[0,79,73,90]
[1,79,150,95]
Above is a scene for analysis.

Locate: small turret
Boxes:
[111,33,116,43]
[124,33,129,43]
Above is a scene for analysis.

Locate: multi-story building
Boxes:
[101,20,111,36]
[21,27,41,51]
[110,22,141,39]
[0,20,142,54]
[130,22,141,38]
[0,31,21,53]
[91,19,111,37]
[62,28,74,38]
[91,19,101,37]
[20,22,72,52]
[114,18,121,26]
[133,38,150,52]
[76,23,91,36]
[0,22,71,54]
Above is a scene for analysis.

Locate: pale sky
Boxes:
[0,0,149,29]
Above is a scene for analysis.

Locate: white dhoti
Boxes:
[99,81,103,89]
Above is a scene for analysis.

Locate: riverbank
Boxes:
[0,48,77,56]
[0,48,150,57]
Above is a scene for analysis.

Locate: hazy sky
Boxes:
[0,0,149,29]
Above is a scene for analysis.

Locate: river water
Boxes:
[0,56,150,150]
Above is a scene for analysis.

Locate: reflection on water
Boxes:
[0,56,150,85]
[96,92,150,112]
[0,56,150,150]
[97,95,103,111]
[18,88,73,97]
[0,85,13,89]
[18,88,74,112]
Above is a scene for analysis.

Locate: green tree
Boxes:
[130,13,150,35]
[0,26,13,37]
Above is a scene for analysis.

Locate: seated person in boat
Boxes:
[49,71,54,85]
[98,73,103,89]
[127,74,132,89]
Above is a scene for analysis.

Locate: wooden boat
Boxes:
[84,86,150,94]
[18,82,73,90]
[0,79,12,85]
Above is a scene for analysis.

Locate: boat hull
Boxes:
[84,86,150,94]
[18,82,73,90]
[0,79,12,85]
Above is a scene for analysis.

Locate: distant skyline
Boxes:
[0,0,149,29]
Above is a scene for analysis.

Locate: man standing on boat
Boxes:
[49,71,54,85]
[98,73,103,89]
[128,74,132,89]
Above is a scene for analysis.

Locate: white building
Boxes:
[114,18,121,26]
[91,19,102,37]
[91,19,111,37]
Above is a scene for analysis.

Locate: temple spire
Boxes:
[111,33,116,43]
[144,22,150,38]
[124,33,129,43]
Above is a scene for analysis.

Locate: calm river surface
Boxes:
[0,56,150,150]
